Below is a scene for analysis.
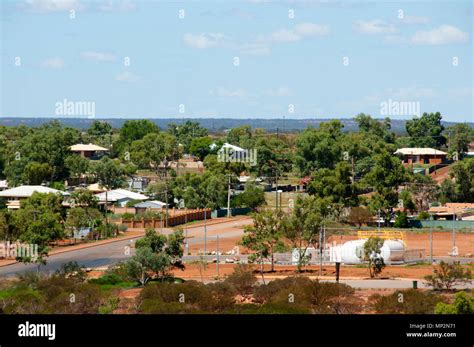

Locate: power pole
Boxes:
[216,235,220,278]
[319,226,323,275]
[452,207,456,251]
[429,217,433,263]
[227,175,231,218]
[203,207,207,256]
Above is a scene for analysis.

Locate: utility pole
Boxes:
[319,226,323,275]
[429,213,433,263]
[203,206,207,256]
[227,175,231,218]
[275,174,278,211]
[377,209,381,231]
[452,207,456,250]
[216,235,220,278]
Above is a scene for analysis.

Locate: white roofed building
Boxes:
[0,185,68,209]
[394,148,447,165]
[70,143,109,159]
[95,188,148,207]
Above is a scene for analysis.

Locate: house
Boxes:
[70,143,109,159]
[133,200,168,215]
[428,203,474,221]
[95,188,148,207]
[0,185,69,209]
[394,148,447,165]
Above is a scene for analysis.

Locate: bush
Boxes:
[424,261,472,291]
[121,213,134,220]
[435,290,474,314]
[370,289,445,314]
[253,276,361,314]
[224,264,257,295]
[138,281,212,313]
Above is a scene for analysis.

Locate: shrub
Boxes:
[435,290,474,314]
[425,261,472,291]
[224,264,257,295]
[121,213,134,220]
[370,289,445,314]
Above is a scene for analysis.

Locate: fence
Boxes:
[119,208,211,229]
[409,219,474,230]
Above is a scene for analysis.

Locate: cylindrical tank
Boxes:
[340,239,405,264]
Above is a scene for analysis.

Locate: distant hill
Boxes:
[0,117,471,134]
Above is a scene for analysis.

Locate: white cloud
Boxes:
[399,15,430,24]
[115,71,139,82]
[411,25,469,45]
[354,20,396,34]
[211,87,247,99]
[294,23,330,36]
[387,86,436,99]
[42,57,65,69]
[271,29,301,42]
[238,43,271,56]
[183,33,224,49]
[265,87,293,97]
[97,0,136,12]
[271,23,329,42]
[19,0,84,13]
[81,51,116,62]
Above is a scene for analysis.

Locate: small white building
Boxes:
[95,188,148,207]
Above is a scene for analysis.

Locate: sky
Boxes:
[0,0,472,122]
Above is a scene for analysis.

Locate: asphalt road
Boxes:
[0,219,249,277]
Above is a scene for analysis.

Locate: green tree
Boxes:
[241,210,287,280]
[435,290,474,314]
[295,121,344,175]
[233,183,266,210]
[448,158,474,202]
[91,157,125,223]
[307,161,359,208]
[364,151,409,224]
[126,229,185,285]
[87,120,112,138]
[12,193,65,269]
[424,261,472,291]
[130,132,178,177]
[189,136,213,161]
[22,162,52,185]
[168,121,208,153]
[362,237,385,278]
[65,154,90,182]
[444,123,473,159]
[283,196,331,272]
[252,135,292,185]
[406,112,445,148]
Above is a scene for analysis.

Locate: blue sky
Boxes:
[0,0,472,122]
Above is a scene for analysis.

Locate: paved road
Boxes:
[0,219,250,277]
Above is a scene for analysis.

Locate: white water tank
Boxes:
[339,239,405,264]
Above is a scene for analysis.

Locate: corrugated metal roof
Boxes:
[394,148,447,156]
[0,185,65,198]
[70,143,109,152]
